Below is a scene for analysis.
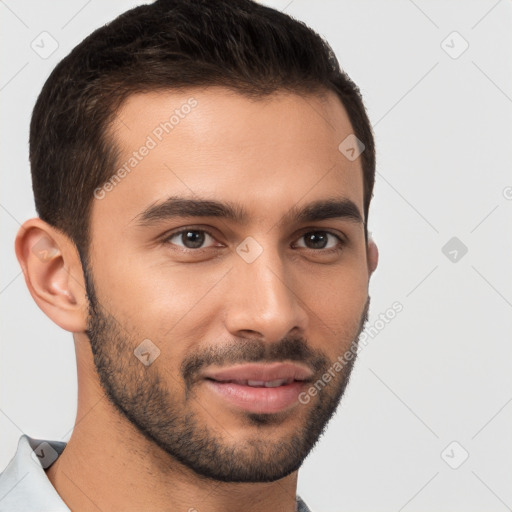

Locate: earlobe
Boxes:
[15,219,89,333]
[367,235,379,276]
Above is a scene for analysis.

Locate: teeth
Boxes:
[244,379,291,387]
[264,379,288,387]
[221,379,294,387]
[247,380,266,387]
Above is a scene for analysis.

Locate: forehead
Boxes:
[92,87,364,230]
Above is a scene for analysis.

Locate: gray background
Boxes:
[1,1,511,511]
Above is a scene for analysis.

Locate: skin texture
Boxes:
[15,87,378,512]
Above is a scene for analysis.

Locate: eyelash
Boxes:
[161,227,346,254]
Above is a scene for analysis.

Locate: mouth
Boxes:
[201,362,314,414]
[202,361,314,383]
[205,378,296,388]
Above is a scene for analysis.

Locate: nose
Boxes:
[223,243,309,343]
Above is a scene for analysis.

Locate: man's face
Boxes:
[84,87,371,482]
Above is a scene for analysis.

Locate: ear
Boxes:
[15,218,89,332]
[366,234,379,277]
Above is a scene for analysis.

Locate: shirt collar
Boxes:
[0,434,69,511]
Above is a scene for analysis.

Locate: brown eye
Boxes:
[295,231,342,251]
[164,229,217,250]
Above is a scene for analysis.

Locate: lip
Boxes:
[202,362,314,383]
[204,379,309,414]
[201,362,314,414]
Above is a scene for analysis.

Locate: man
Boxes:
[1,0,378,510]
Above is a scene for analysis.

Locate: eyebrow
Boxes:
[133,196,363,228]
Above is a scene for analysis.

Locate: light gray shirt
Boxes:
[0,435,312,511]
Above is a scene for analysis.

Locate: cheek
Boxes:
[310,284,366,338]
[92,250,231,340]
[293,261,368,350]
